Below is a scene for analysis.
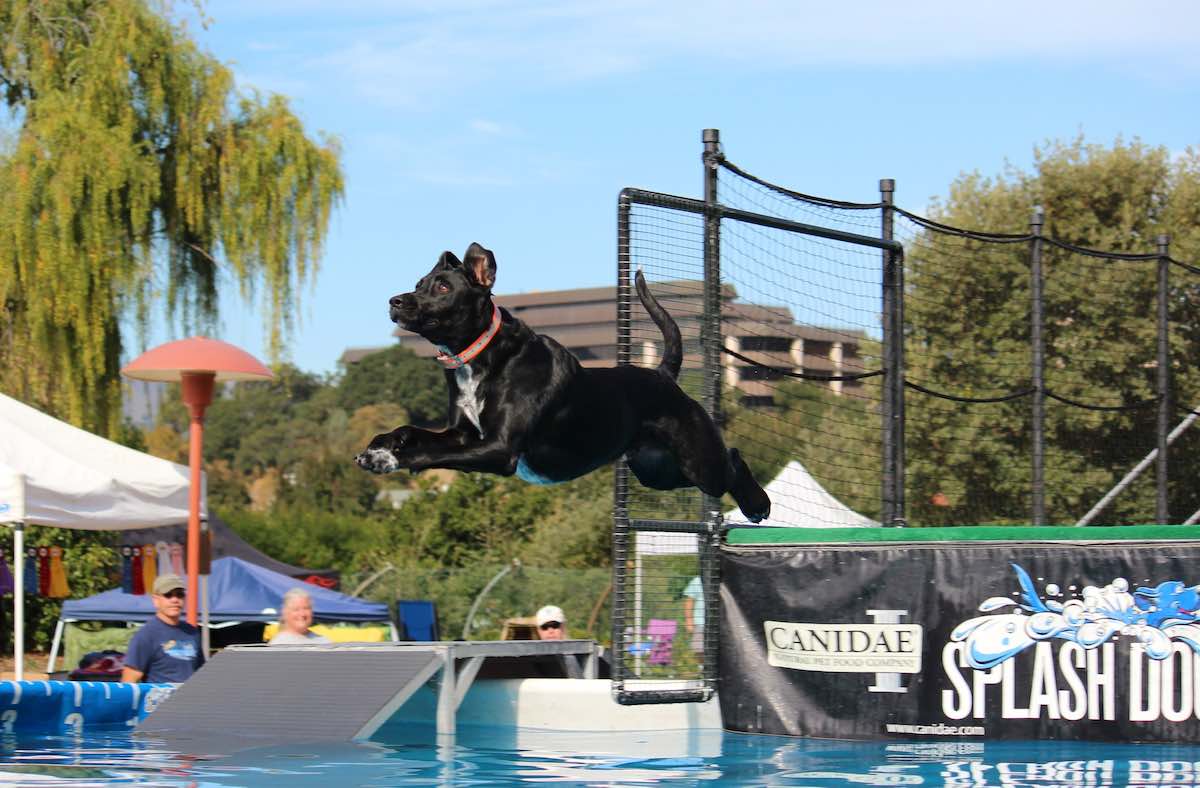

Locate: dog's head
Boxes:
[389,242,497,347]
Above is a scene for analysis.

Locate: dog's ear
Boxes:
[463,242,497,289]
[437,250,463,270]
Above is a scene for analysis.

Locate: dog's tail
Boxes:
[635,269,682,380]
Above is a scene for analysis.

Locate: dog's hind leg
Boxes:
[672,442,770,523]
[631,444,770,523]
[626,444,691,491]
[631,403,771,523]
[726,448,771,523]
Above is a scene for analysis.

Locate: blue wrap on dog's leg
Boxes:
[515,456,562,485]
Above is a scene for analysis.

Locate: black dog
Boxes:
[355,243,771,522]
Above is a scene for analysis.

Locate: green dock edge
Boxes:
[725,524,1200,545]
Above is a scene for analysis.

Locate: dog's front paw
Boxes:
[354,429,411,474]
[355,447,400,474]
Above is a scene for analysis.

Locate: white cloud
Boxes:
[470,119,511,136]
[230,69,309,99]
[355,129,578,187]
[245,40,287,53]
[207,0,1200,109]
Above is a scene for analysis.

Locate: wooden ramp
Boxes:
[137,640,599,740]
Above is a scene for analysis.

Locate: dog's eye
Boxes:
[435,282,450,293]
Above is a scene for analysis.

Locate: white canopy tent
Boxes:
[0,393,203,679]
[635,459,876,557]
[723,460,877,529]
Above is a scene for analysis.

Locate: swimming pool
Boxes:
[4,726,1200,785]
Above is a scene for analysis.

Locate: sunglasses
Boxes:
[160,589,186,599]
[539,621,562,630]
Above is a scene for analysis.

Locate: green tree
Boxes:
[722,376,882,519]
[0,0,343,435]
[338,345,446,426]
[519,468,613,569]
[904,137,1200,525]
[391,474,551,567]
[220,507,390,575]
[155,366,396,511]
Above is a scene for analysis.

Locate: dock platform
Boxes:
[137,640,600,740]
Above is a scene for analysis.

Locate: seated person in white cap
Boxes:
[536,605,566,641]
[120,574,205,683]
[269,587,332,645]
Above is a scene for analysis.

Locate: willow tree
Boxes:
[0,0,344,434]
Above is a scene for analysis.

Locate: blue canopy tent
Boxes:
[61,557,390,623]
[51,557,394,669]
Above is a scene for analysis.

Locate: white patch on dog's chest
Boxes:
[455,365,485,438]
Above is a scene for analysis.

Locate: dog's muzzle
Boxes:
[389,293,419,326]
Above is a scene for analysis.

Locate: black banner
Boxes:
[720,539,1200,742]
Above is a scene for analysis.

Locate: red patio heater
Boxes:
[122,337,273,624]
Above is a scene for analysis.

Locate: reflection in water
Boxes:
[3,727,1200,785]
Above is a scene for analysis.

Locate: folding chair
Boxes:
[645,618,677,666]
[395,599,439,641]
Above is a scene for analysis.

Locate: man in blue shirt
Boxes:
[683,575,704,655]
[120,574,205,683]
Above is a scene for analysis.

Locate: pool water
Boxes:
[4,727,1200,786]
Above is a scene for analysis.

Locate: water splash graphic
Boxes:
[950,564,1200,669]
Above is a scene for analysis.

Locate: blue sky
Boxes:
[170,1,1200,376]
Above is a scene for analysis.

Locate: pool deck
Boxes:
[0,679,176,734]
[1,642,721,739]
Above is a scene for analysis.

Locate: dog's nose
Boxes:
[389,295,404,308]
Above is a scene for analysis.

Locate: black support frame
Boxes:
[610,132,903,705]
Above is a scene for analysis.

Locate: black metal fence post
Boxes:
[1030,206,1046,525]
[700,128,723,686]
[702,129,723,435]
[880,178,900,525]
[893,212,906,527]
[1157,233,1172,523]
[610,191,633,694]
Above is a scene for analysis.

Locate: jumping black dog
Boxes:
[355,243,771,522]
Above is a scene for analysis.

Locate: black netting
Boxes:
[610,136,1200,704]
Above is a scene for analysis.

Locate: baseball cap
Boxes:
[152,574,186,595]
[536,605,564,627]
